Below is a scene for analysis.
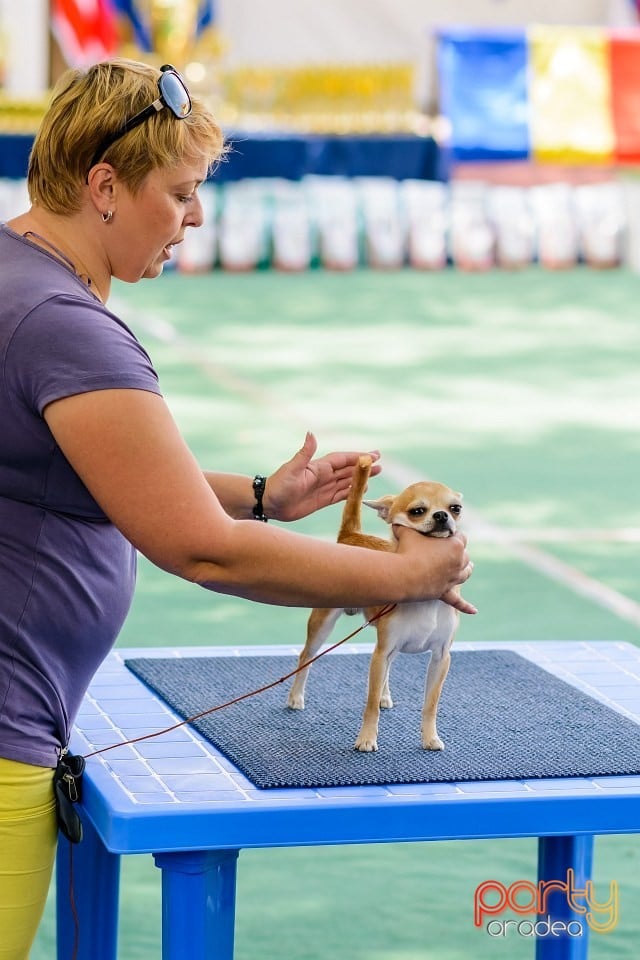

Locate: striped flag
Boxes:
[52,0,119,67]
[438,25,640,165]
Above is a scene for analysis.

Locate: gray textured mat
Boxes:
[125,650,640,789]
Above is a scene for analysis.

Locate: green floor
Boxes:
[35,266,640,958]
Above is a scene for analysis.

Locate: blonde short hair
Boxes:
[28,58,225,214]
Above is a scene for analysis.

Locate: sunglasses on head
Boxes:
[87,64,192,174]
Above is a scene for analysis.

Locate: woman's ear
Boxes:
[86,164,117,218]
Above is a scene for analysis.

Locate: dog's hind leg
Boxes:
[421,647,451,750]
[287,607,343,710]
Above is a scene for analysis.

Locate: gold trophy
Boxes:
[147,0,200,67]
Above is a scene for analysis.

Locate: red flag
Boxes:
[52,0,118,67]
[610,30,640,164]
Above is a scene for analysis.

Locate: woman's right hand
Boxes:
[394,527,477,614]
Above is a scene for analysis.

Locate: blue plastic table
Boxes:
[56,640,640,960]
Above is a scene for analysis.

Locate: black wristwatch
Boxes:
[252,475,268,522]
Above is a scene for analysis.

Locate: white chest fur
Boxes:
[382,599,458,655]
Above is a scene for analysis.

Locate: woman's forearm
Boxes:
[183,518,468,610]
[203,471,255,519]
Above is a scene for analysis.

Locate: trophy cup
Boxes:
[148,0,200,67]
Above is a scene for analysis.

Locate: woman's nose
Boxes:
[186,193,204,229]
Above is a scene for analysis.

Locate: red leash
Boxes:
[83,603,397,760]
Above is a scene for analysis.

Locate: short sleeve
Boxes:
[6,294,161,415]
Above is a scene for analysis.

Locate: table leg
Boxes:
[153,849,239,960]
[56,814,121,960]
[535,835,594,960]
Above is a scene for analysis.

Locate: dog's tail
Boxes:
[338,455,372,542]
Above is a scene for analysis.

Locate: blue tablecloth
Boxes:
[0,133,33,178]
[215,131,445,181]
[0,131,445,181]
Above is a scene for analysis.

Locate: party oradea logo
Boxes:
[474,870,618,939]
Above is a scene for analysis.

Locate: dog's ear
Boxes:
[362,495,395,522]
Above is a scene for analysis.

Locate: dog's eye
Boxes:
[408,507,427,517]
[450,504,462,515]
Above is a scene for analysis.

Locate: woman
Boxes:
[0,59,474,957]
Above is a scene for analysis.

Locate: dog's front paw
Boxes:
[354,732,378,752]
[287,691,305,710]
[379,693,393,709]
[422,734,444,751]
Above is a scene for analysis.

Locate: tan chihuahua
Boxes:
[287,456,463,752]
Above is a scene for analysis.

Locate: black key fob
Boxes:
[54,753,86,844]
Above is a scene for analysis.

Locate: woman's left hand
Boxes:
[264,432,381,522]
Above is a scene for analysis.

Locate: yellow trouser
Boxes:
[0,757,57,960]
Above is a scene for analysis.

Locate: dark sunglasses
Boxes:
[88,64,192,174]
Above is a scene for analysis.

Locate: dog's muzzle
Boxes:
[428,512,456,537]
[392,515,457,538]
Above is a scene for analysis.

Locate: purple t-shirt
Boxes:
[0,224,161,766]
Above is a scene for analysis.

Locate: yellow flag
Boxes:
[529,25,614,164]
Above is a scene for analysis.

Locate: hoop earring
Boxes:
[101,210,113,223]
